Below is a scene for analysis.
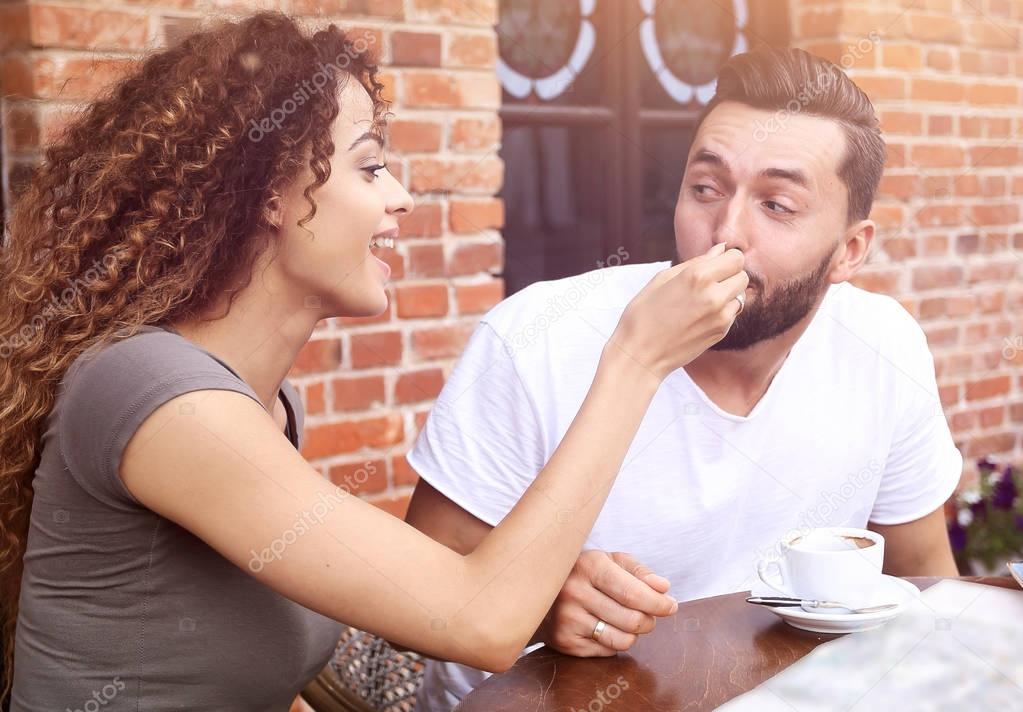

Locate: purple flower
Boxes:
[970,498,988,521]
[948,520,967,551]
[1015,514,1023,531]
[992,468,1017,510]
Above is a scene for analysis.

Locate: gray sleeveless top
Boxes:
[11,325,343,711]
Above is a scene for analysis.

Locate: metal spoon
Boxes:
[746,596,899,614]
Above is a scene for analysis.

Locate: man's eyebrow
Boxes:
[690,148,729,171]
[760,167,810,189]
[690,149,810,189]
[348,130,384,151]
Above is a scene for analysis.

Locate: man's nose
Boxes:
[715,197,751,253]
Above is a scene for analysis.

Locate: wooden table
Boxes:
[456,576,1020,711]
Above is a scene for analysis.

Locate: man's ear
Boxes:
[828,219,875,283]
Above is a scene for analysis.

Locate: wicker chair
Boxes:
[302,626,425,712]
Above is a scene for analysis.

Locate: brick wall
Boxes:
[0,0,505,516]
[2,0,1021,510]
[790,0,1023,483]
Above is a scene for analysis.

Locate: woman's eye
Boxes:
[362,164,387,180]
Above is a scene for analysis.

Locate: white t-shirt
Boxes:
[409,261,962,711]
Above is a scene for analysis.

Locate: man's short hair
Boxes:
[695,47,886,224]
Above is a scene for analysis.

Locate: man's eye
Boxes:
[763,200,794,214]
[691,184,718,197]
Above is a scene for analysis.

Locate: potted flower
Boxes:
[947,457,1023,575]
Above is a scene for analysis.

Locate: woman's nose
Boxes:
[386,171,414,216]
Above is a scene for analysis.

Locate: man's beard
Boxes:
[677,248,835,351]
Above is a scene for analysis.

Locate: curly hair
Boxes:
[0,12,386,700]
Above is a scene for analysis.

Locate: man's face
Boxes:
[674,100,851,350]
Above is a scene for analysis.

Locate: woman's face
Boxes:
[274,78,413,318]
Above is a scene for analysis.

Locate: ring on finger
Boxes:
[734,292,745,314]
[591,619,607,642]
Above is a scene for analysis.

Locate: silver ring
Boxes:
[591,619,607,642]
[734,292,745,314]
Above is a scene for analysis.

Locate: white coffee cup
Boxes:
[756,527,885,609]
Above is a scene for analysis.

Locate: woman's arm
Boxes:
[120,246,746,672]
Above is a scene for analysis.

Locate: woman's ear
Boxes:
[263,194,285,230]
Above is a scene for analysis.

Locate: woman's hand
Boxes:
[609,242,747,380]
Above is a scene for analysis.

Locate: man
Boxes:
[404,47,961,710]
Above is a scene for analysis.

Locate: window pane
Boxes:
[500,124,611,294]
[497,0,608,107]
[637,126,694,265]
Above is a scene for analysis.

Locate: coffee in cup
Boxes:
[756,527,885,610]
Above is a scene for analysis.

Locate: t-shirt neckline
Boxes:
[671,285,832,423]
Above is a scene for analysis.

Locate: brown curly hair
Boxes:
[0,12,386,699]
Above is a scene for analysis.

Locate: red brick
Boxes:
[968,261,1018,285]
[392,453,419,486]
[448,241,503,276]
[331,374,386,411]
[29,6,151,51]
[411,322,474,361]
[979,405,1005,428]
[305,381,326,415]
[403,71,459,107]
[328,459,387,494]
[449,198,504,233]
[387,118,442,153]
[910,144,965,168]
[399,203,443,238]
[3,104,39,152]
[849,269,900,294]
[0,6,31,52]
[938,384,960,408]
[927,115,953,136]
[967,83,1018,106]
[799,8,841,37]
[291,339,342,375]
[907,13,963,42]
[970,203,1019,226]
[964,432,1017,458]
[970,145,1019,168]
[396,283,449,318]
[407,243,446,278]
[300,413,404,459]
[882,237,916,261]
[447,32,496,68]
[394,368,445,403]
[450,116,501,153]
[391,31,442,67]
[910,78,964,103]
[879,111,922,135]
[926,48,955,71]
[965,375,1011,401]
[912,265,963,291]
[350,330,403,368]
[455,279,504,314]
[882,43,922,70]
[851,74,906,100]
[915,204,961,227]
[408,0,497,25]
[408,156,504,195]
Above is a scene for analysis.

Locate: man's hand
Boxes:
[536,550,678,657]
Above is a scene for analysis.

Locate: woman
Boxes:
[0,12,747,710]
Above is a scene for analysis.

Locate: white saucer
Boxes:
[760,575,921,634]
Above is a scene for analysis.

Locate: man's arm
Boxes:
[869,504,958,577]
[405,478,677,656]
